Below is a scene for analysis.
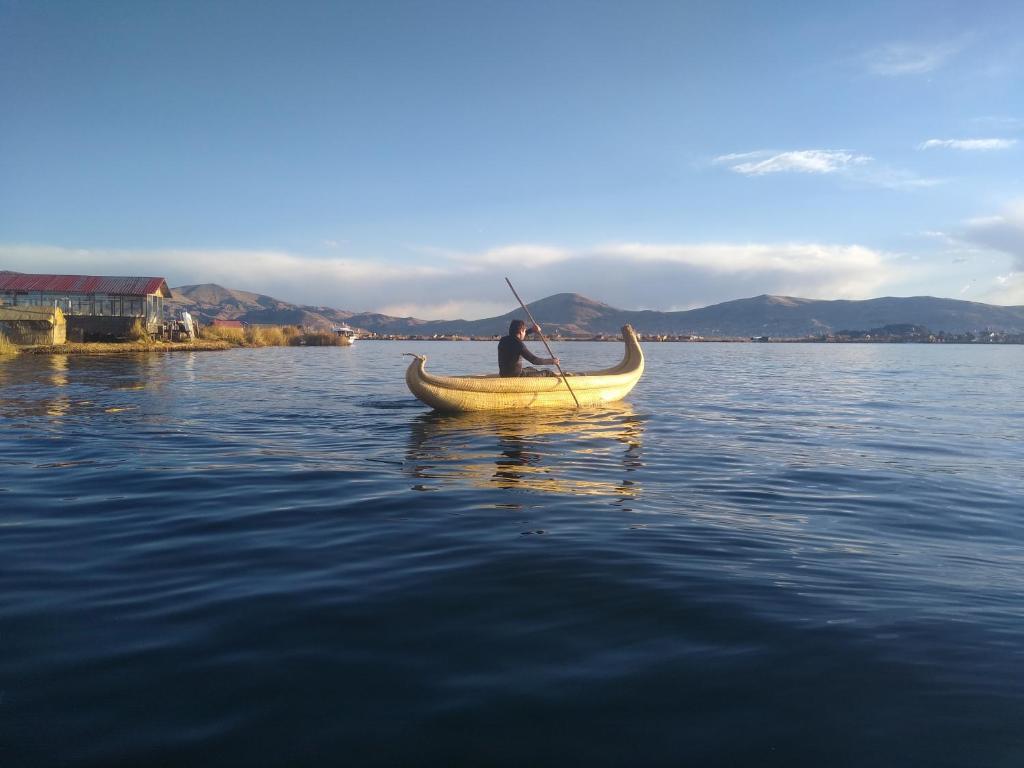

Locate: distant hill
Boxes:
[169,283,1024,337]
[626,294,1024,338]
[169,284,353,328]
[345,293,1024,337]
[345,293,626,337]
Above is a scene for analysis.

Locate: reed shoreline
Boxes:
[18,325,355,354]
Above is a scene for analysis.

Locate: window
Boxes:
[70,294,91,315]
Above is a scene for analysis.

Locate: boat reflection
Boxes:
[406,402,645,501]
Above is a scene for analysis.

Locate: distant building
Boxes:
[0,273,171,340]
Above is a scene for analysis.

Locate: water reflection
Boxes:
[0,353,165,422]
[45,355,71,418]
[406,403,645,501]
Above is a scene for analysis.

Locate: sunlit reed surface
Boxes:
[1,342,1022,766]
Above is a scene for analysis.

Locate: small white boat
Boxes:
[332,325,358,345]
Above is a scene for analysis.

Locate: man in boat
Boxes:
[498,320,560,377]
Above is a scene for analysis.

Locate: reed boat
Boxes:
[405,325,644,412]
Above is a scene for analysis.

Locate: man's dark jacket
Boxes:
[498,334,545,377]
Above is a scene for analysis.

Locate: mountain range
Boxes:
[169,284,1024,338]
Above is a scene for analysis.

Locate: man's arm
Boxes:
[520,345,559,366]
[520,346,548,365]
[522,325,559,366]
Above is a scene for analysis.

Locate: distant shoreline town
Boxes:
[359,327,1024,344]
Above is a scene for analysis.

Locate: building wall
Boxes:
[66,316,141,342]
[0,291,163,332]
[0,313,66,348]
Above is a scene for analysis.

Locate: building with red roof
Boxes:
[0,272,172,341]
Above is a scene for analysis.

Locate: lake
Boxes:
[2,341,1022,766]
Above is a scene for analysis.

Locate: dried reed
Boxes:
[0,331,18,355]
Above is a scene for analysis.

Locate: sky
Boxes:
[2,0,1023,318]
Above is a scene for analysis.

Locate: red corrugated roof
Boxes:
[0,273,171,297]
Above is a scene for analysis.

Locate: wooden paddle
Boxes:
[505,277,580,408]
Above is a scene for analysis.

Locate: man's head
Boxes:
[509,319,527,339]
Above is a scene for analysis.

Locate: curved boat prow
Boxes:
[405,325,644,412]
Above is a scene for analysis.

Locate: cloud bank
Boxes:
[1,240,901,320]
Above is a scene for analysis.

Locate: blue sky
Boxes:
[2,0,1022,318]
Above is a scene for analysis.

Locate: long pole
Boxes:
[505,277,580,409]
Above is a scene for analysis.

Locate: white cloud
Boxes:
[598,241,879,274]
[714,149,871,176]
[0,239,905,319]
[863,40,964,76]
[376,300,511,320]
[714,149,941,189]
[921,230,954,242]
[981,273,1024,305]
[437,243,573,269]
[941,201,1024,304]
[919,138,1017,150]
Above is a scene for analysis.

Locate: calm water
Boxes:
[2,341,1022,767]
